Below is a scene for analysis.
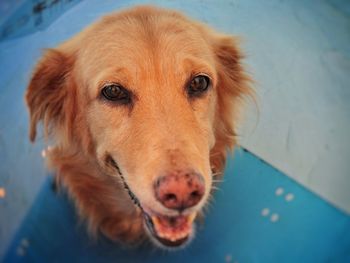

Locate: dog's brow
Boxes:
[181,57,216,83]
[94,68,135,94]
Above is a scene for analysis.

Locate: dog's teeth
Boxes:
[158,231,166,239]
[180,231,188,239]
[176,232,183,240]
[150,214,194,242]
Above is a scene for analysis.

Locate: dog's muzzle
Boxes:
[106,155,197,248]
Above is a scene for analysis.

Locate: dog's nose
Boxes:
[154,171,205,211]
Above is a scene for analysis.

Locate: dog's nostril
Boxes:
[164,193,177,202]
[190,191,200,199]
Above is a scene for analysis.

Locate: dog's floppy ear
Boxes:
[26,49,76,142]
[210,35,253,174]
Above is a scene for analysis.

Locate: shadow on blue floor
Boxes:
[3,150,350,263]
[0,0,82,41]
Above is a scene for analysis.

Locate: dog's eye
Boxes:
[101,84,131,104]
[187,75,210,98]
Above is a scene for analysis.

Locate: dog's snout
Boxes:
[155,171,205,211]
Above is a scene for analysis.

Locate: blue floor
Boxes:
[1,0,350,262]
[3,150,350,263]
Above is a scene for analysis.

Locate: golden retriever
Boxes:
[26,5,252,249]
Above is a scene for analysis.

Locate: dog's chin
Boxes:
[142,208,197,250]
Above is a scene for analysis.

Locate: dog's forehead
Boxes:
[74,11,216,93]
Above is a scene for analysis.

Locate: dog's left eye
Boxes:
[101,84,131,104]
[187,75,211,98]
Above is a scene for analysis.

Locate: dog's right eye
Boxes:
[101,84,131,104]
[187,75,211,98]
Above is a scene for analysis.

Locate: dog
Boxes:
[26,5,252,249]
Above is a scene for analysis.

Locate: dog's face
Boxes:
[26,6,251,248]
[86,13,218,247]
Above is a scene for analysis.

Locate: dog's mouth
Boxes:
[143,209,196,247]
[107,155,197,247]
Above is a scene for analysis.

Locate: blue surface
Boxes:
[0,0,82,41]
[2,150,350,262]
[1,0,350,262]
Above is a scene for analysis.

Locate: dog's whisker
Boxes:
[211,172,223,177]
[202,197,215,215]
[212,177,223,181]
[212,179,224,183]
[211,186,222,192]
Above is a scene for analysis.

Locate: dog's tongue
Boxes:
[152,213,196,242]
[156,215,187,229]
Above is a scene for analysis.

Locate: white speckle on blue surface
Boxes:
[20,238,29,248]
[41,149,46,158]
[270,213,280,223]
[225,254,232,262]
[275,187,284,196]
[285,193,295,202]
[261,208,270,216]
[16,246,25,256]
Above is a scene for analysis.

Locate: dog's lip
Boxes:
[143,208,196,247]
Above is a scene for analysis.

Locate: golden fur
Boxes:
[26,6,252,246]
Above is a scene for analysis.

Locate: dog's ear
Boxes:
[210,35,253,174]
[26,49,76,142]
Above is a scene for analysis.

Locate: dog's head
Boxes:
[26,6,251,248]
